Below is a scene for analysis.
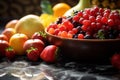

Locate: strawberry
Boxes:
[5,46,16,61]
[111,53,120,70]
[26,47,40,62]
[40,45,58,63]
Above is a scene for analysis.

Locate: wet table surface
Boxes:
[0,56,120,80]
[0,24,120,80]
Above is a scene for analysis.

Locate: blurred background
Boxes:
[0,0,120,27]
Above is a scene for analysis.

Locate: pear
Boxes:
[64,0,91,17]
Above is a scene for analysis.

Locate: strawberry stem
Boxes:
[38,31,47,38]
[26,47,38,53]
[6,46,14,51]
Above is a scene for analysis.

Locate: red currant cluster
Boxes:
[47,7,120,39]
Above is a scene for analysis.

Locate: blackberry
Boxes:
[73,34,78,38]
[56,17,62,24]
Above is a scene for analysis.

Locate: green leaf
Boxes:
[40,0,53,15]
[97,29,105,39]
[6,46,14,51]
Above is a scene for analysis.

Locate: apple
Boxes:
[23,39,45,54]
[15,14,44,38]
[9,33,28,55]
[2,28,16,41]
[0,34,8,42]
[5,19,19,29]
[0,40,9,57]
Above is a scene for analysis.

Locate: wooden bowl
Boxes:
[45,29,120,63]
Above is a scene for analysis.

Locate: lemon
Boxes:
[40,13,57,28]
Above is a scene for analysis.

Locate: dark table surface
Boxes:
[0,20,120,80]
[0,56,120,80]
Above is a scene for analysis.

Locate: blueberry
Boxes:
[109,34,115,39]
[76,26,82,32]
[79,31,85,35]
[72,21,82,28]
[84,35,92,39]
[73,34,78,38]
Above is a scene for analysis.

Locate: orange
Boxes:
[5,20,19,29]
[9,33,28,55]
[2,28,16,41]
[39,13,57,28]
[53,3,71,17]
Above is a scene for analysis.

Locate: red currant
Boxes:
[89,16,96,22]
[60,31,68,38]
[73,15,80,22]
[48,28,55,34]
[101,17,108,24]
[107,19,114,27]
[82,20,91,26]
[78,34,84,39]
[62,20,73,31]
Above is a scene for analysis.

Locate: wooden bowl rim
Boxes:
[45,28,120,42]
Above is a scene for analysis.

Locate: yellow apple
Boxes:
[9,33,28,55]
[15,14,44,38]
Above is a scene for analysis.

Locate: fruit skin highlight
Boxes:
[40,45,58,63]
[15,14,44,38]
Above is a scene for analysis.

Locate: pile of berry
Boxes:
[47,7,120,39]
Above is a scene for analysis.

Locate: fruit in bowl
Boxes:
[45,7,120,63]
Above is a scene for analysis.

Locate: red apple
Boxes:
[0,40,9,57]
[0,34,8,42]
[23,39,45,54]
[2,28,16,41]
